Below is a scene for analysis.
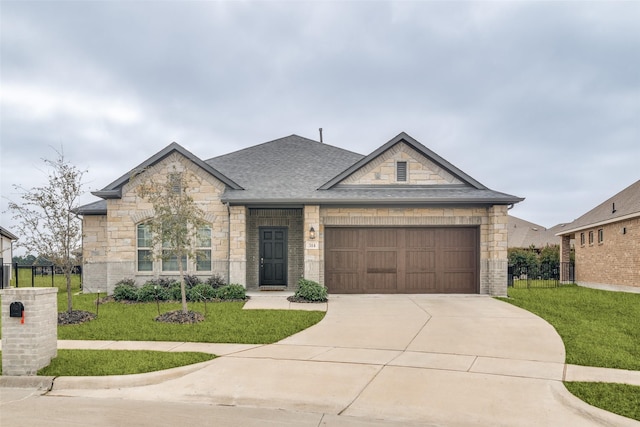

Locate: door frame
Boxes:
[259,227,288,286]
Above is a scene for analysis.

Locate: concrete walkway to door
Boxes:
[25,295,636,426]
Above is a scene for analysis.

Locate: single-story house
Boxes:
[507,216,560,250]
[77,132,523,296]
[557,179,640,289]
[1,226,18,286]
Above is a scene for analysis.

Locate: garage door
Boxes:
[325,227,478,294]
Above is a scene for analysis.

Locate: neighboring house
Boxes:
[557,180,640,289]
[76,132,523,296]
[507,216,560,249]
[1,226,18,285]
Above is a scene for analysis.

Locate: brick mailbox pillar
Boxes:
[1,287,58,376]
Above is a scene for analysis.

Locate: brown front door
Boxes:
[325,227,478,294]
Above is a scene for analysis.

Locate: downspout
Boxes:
[226,202,231,285]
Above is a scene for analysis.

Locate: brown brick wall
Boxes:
[574,217,640,288]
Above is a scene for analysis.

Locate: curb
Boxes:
[50,358,217,390]
[0,376,55,390]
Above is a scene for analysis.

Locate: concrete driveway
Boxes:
[35,294,637,426]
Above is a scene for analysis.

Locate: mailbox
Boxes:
[10,301,24,318]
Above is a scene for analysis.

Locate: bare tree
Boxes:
[136,166,206,314]
[7,149,85,313]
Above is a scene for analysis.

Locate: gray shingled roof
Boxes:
[77,132,523,214]
[508,215,560,249]
[558,179,640,235]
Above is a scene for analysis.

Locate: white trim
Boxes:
[556,212,640,236]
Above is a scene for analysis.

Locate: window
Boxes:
[169,172,182,194]
[598,228,604,244]
[162,253,187,271]
[580,232,585,246]
[588,230,594,245]
[396,161,407,182]
[137,223,153,271]
[196,225,212,271]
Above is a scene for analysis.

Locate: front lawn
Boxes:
[500,286,640,370]
[500,286,640,422]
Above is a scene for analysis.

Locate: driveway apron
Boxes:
[48,295,638,426]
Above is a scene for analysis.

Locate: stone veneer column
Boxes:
[228,205,247,286]
[1,287,57,376]
[485,205,509,296]
[303,205,321,283]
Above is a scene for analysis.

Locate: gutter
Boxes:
[226,202,231,285]
[555,211,640,236]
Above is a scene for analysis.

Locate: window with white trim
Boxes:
[196,225,212,271]
[598,228,604,244]
[137,223,153,271]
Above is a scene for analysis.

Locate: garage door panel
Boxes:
[325,227,478,294]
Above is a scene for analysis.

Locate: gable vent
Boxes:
[396,161,407,182]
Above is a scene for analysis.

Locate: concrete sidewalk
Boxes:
[2,295,639,426]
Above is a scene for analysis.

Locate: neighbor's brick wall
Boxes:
[319,205,510,295]
[1,287,57,376]
[341,142,463,186]
[82,153,230,294]
[574,217,640,288]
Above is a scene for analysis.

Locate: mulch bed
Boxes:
[155,310,205,324]
[58,310,97,325]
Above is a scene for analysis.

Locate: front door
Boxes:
[259,227,288,286]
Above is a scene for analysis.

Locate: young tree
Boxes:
[136,166,206,314]
[7,149,85,312]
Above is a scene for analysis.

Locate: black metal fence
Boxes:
[508,262,574,288]
[0,263,82,289]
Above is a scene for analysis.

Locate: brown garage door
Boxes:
[325,227,478,294]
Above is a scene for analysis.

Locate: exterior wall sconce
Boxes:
[309,226,316,240]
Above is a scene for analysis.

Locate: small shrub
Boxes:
[188,283,217,301]
[169,283,183,301]
[216,284,246,300]
[183,275,201,288]
[145,277,176,289]
[113,280,138,301]
[294,279,328,302]
[137,283,170,302]
[206,274,226,289]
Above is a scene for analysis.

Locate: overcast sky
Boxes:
[2,1,639,241]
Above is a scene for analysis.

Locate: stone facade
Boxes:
[572,217,639,288]
[1,287,57,376]
[341,142,463,186]
[82,153,230,294]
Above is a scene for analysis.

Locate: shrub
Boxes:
[137,283,171,302]
[183,275,201,288]
[216,284,246,300]
[294,279,328,302]
[113,280,138,301]
[144,277,176,289]
[188,283,217,301]
[169,283,183,301]
[206,274,226,289]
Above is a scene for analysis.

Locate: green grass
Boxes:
[9,269,82,289]
[0,350,215,376]
[1,280,325,344]
[564,382,640,422]
[512,279,560,288]
[499,286,640,370]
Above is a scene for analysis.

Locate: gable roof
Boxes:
[558,179,640,235]
[77,132,523,214]
[92,142,242,199]
[319,132,487,190]
[0,226,18,241]
[508,216,559,249]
